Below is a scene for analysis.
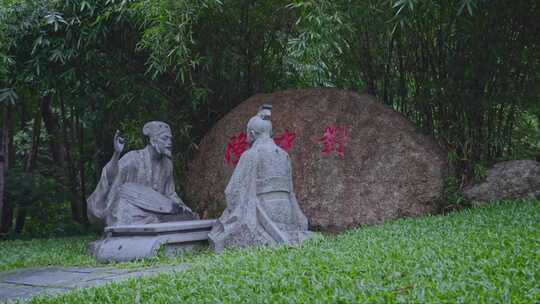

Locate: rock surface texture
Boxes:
[463,160,540,202]
[186,89,448,232]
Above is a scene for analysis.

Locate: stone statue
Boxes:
[209,105,311,251]
[87,121,197,227]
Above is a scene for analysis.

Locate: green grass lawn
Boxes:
[0,235,98,272]
[19,199,539,303]
[0,234,203,272]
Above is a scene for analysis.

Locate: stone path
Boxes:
[0,264,189,302]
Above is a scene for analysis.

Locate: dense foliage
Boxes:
[19,199,540,303]
[0,0,539,235]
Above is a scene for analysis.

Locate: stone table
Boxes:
[91,219,216,262]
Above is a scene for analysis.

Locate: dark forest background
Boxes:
[0,0,538,237]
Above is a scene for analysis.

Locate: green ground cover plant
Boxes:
[0,236,98,272]
[0,235,205,272]
[23,199,540,303]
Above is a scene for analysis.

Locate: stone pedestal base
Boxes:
[90,220,216,262]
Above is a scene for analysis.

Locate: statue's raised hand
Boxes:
[113,130,125,154]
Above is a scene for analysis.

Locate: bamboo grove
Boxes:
[0,0,539,235]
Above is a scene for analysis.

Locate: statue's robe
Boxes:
[209,137,311,251]
[87,146,196,227]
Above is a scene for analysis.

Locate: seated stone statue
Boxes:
[87,121,197,227]
[209,105,311,251]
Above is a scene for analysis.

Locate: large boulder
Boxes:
[463,160,540,202]
[185,89,448,232]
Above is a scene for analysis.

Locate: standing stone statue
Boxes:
[209,105,311,251]
[87,121,197,227]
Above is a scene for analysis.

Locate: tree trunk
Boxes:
[78,117,88,224]
[0,106,14,233]
[40,95,65,165]
[0,108,4,232]
[59,96,82,223]
[0,133,3,234]
[14,108,42,233]
[41,95,81,222]
[14,208,26,233]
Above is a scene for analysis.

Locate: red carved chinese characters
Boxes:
[318,125,348,158]
[225,132,249,165]
[225,129,297,166]
[273,129,296,152]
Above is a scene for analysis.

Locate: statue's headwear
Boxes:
[257,104,272,120]
[248,105,272,136]
[143,121,171,138]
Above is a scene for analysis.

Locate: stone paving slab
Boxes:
[1,268,119,288]
[0,264,189,303]
[0,283,68,302]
